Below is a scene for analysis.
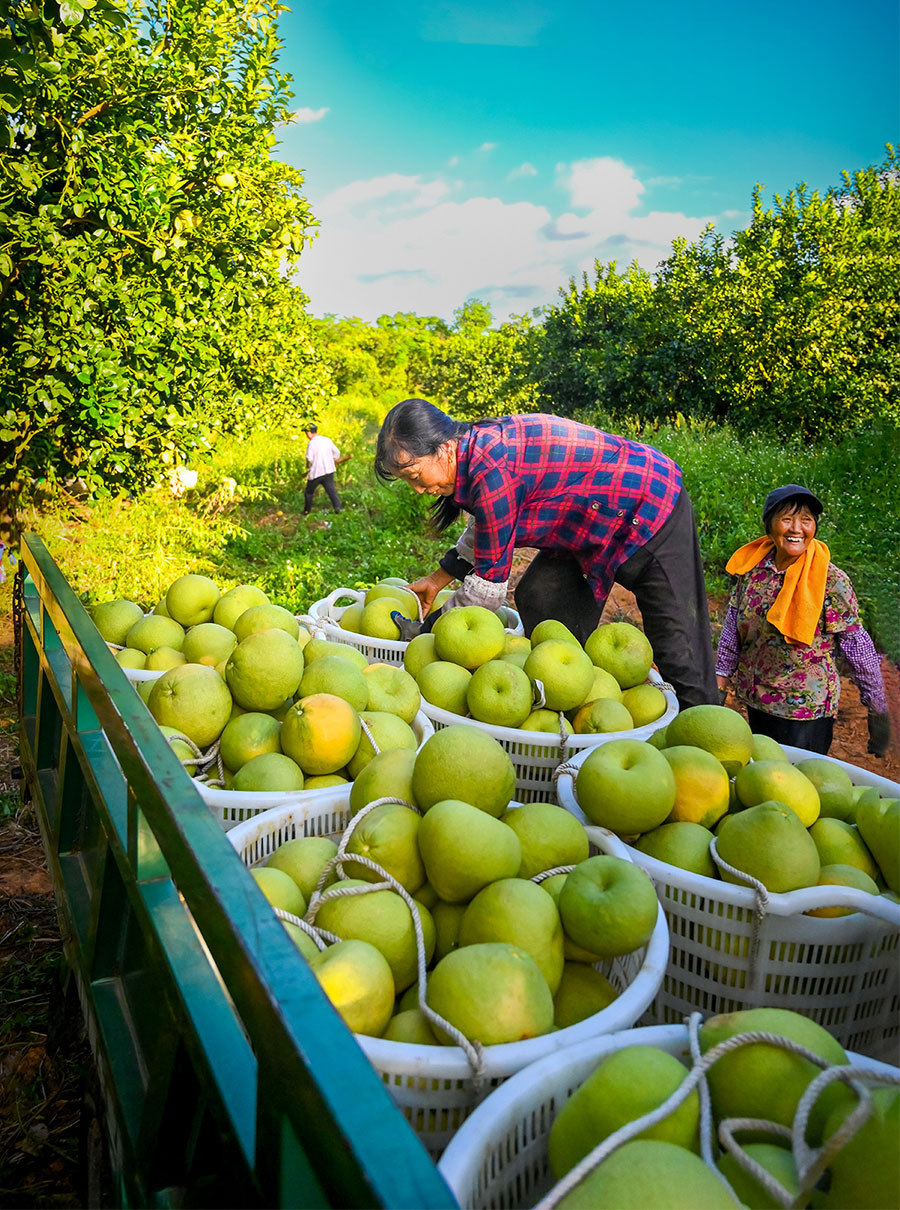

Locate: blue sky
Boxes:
[274,0,898,324]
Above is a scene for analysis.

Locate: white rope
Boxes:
[708,836,769,1000]
[273,908,330,951]
[531,865,575,883]
[535,1026,884,1210]
[302,799,487,1084]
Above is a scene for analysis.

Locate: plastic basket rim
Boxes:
[420,667,678,748]
[557,744,900,921]
[436,1021,900,1197]
[305,587,524,652]
[227,793,670,1078]
[193,709,434,811]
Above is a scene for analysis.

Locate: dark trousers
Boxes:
[515,488,718,709]
[304,472,342,514]
[746,706,834,755]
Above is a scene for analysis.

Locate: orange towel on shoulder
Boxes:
[725,536,831,647]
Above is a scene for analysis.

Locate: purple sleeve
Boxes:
[837,627,888,712]
[715,604,740,677]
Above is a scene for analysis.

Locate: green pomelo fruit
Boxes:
[347,711,417,780]
[717,1143,805,1210]
[699,1008,848,1141]
[466,659,533,728]
[736,759,821,827]
[182,621,237,667]
[664,704,754,777]
[647,724,668,749]
[363,663,421,723]
[382,1008,439,1045]
[251,867,307,918]
[152,597,170,617]
[297,655,368,712]
[303,774,349,790]
[417,798,521,903]
[621,683,667,726]
[219,711,282,772]
[232,752,304,792]
[412,724,516,818]
[137,678,155,703]
[500,801,590,878]
[309,939,395,1037]
[552,962,618,1029]
[751,733,789,762]
[338,602,363,632]
[635,821,717,878]
[548,1045,700,1178]
[807,817,880,883]
[555,1139,740,1210]
[816,1087,899,1209]
[425,942,553,1046]
[715,801,821,892]
[572,697,634,735]
[807,863,880,916]
[233,603,300,641]
[126,614,186,655]
[313,880,433,993]
[416,661,472,715]
[343,803,425,893]
[145,645,187,671]
[302,638,369,670]
[213,584,269,631]
[575,738,677,834]
[91,598,144,646]
[432,606,506,669]
[558,856,658,959]
[403,632,439,678]
[148,663,232,748]
[458,878,565,994]
[432,900,467,961]
[530,618,581,647]
[540,874,604,963]
[282,920,321,962]
[116,647,147,669]
[348,747,418,817]
[165,573,221,627]
[226,628,305,710]
[794,758,856,821]
[524,639,595,712]
[855,795,900,893]
[266,836,338,902]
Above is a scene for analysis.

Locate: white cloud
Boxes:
[478,141,498,153]
[297,155,718,322]
[291,106,330,124]
[509,161,538,179]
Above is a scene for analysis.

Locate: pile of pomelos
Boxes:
[397,605,668,735]
[334,577,519,642]
[540,1007,898,1209]
[249,723,660,1045]
[570,703,899,907]
[89,574,427,792]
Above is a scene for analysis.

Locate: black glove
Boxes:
[390,611,424,641]
[717,687,728,706]
[867,711,891,758]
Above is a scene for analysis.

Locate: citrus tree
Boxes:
[0,0,332,496]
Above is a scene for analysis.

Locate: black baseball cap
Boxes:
[763,485,823,530]
[305,423,318,432]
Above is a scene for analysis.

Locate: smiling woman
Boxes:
[716,485,891,757]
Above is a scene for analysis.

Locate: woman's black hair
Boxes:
[374,398,471,534]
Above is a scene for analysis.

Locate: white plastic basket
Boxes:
[556,745,900,1063]
[228,791,669,1157]
[194,709,434,830]
[437,1021,900,1210]
[122,666,165,684]
[420,669,678,804]
[303,588,524,667]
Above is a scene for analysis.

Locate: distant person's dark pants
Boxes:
[514,488,718,710]
[746,707,834,755]
[304,472,342,514]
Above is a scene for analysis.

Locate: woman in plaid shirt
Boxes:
[375,398,718,709]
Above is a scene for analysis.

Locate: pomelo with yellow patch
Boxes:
[425,942,553,1046]
[664,703,753,777]
[661,744,731,828]
[621,683,667,726]
[280,693,361,776]
[309,939,395,1037]
[735,759,821,827]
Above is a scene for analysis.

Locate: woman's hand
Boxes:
[407,568,454,617]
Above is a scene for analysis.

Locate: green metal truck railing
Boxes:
[16,533,457,1209]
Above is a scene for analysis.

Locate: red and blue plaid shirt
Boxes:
[453,414,682,603]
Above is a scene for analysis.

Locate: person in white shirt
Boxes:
[303,425,349,515]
